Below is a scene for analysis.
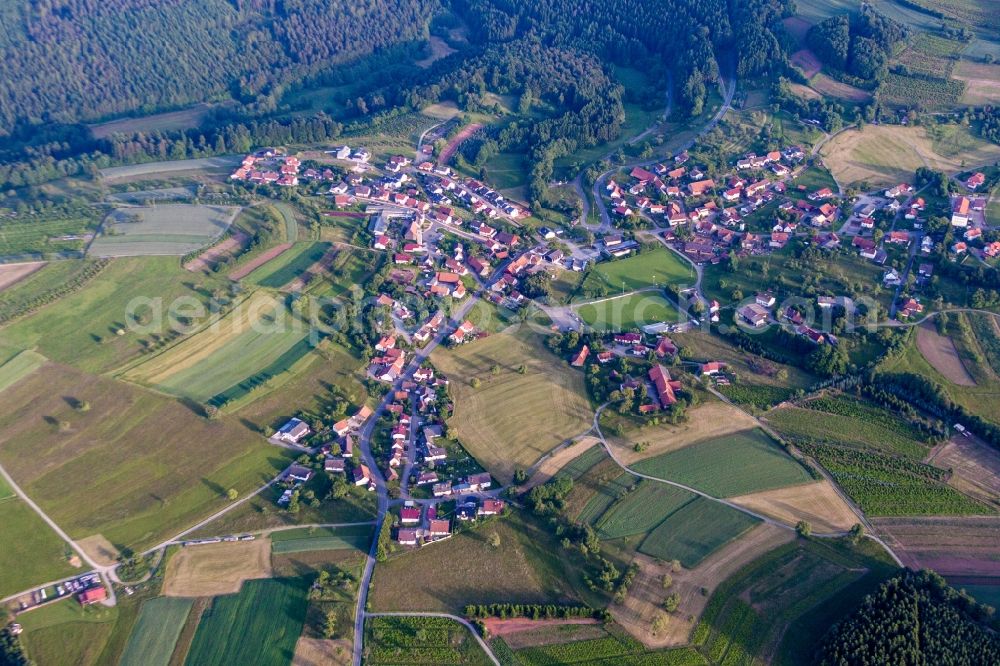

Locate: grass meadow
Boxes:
[509,624,704,665]
[119,597,194,666]
[0,363,293,551]
[637,498,760,567]
[430,330,592,483]
[18,599,119,666]
[185,578,308,666]
[631,429,813,498]
[270,525,372,554]
[89,204,238,257]
[0,498,79,598]
[246,241,331,288]
[0,349,45,393]
[577,292,682,332]
[581,248,696,296]
[0,214,99,256]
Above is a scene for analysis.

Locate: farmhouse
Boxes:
[570,345,590,367]
[77,586,108,606]
[966,172,986,190]
[428,519,451,538]
[649,364,682,408]
[397,528,418,546]
[951,197,970,227]
[478,499,505,516]
[273,418,311,445]
[400,506,421,524]
[739,303,770,328]
[287,464,313,484]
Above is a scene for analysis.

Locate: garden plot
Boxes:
[89,204,239,257]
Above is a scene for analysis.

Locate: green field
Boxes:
[513,625,705,666]
[766,395,932,460]
[483,151,528,191]
[581,248,695,296]
[631,429,813,497]
[185,578,308,666]
[366,615,493,665]
[0,349,45,393]
[270,525,372,554]
[119,597,194,666]
[89,204,238,257]
[560,444,608,479]
[593,480,696,540]
[247,241,330,288]
[0,214,99,256]
[577,292,682,332]
[637,498,760,567]
[0,362,292,550]
[0,257,230,373]
[19,598,119,666]
[0,498,79,598]
[576,472,637,525]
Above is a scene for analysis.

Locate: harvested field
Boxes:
[927,434,1000,505]
[790,49,821,77]
[162,539,272,597]
[99,156,242,183]
[430,329,592,483]
[0,349,45,394]
[76,534,121,568]
[954,61,1000,105]
[438,123,483,165]
[873,516,1000,576]
[821,124,1000,188]
[89,204,239,257]
[184,229,249,273]
[606,401,759,466]
[729,480,859,533]
[809,73,871,102]
[228,243,293,280]
[0,262,45,293]
[293,637,352,666]
[612,523,792,648]
[916,320,976,386]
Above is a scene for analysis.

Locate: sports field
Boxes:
[185,578,309,666]
[89,205,239,257]
[638,498,760,568]
[270,525,372,554]
[119,597,194,666]
[0,257,230,374]
[0,363,292,550]
[121,291,316,405]
[581,248,695,295]
[0,498,79,598]
[631,429,813,498]
[0,349,45,394]
[577,292,682,332]
[430,330,592,483]
[820,124,1000,188]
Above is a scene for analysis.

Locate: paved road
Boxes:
[366,612,501,666]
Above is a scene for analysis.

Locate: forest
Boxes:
[807,7,907,86]
[817,570,999,665]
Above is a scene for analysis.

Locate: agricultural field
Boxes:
[429,329,592,483]
[729,480,860,533]
[0,256,230,374]
[576,471,638,526]
[163,540,273,597]
[880,72,965,111]
[637,498,761,568]
[695,537,898,666]
[0,497,80,598]
[185,578,309,666]
[915,320,976,386]
[99,156,243,183]
[270,525,372,554]
[509,624,704,666]
[89,205,239,257]
[89,103,212,138]
[871,516,1000,577]
[120,290,317,406]
[245,241,331,288]
[0,214,99,256]
[0,363,292,551]
[631,429,814,498]
[764,393,933,460]
[592,481,697,540]
[819,124,1000,188]
[807,73,871,102]
[17,598,119,666]
[0,348,45,393]
[522,439,606,491]
[0,261,46,292]
[368,513,606,614]
[365,616,492,666]
[580,248,696,296]
[577,292,682,332]
[107,186,194,203]
[927,434,1000,505]
[119,597,194,666]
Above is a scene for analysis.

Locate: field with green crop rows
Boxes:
[637,498,760,567]
[119,597,194,666]
[631,429,813,497]
[0,214,99,256]
[89,205,238,257]
[513,625,705,666]
[593,481,696,540]
[560,444,608,479]
[247,241,331,288]
[577,292,682,332]
[270,525,372,554]
[366,615,493,665]
[576,472,637,525]
[185,578,308,666]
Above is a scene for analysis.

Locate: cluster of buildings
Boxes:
[395,496,506,546]
[375,364,450,485]
[229,148,303,187]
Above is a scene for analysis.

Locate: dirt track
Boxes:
[916,321,976,386]
[438,123,483,165]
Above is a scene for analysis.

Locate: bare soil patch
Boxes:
[0,262,45,293]
[485,618,602,649]
[954,61,1000,105]
[76,534,120,568]
[293,637,352,666]
[184,230,249,273]
[790,49,822,78]
[788,83,822,101]
[606,402,759,466]
[729,480,859,532]
[522,436,601,491]
[611,523,793,647]
[162,539,272,597]
[438,123,483,165]
[873,516,1000,576]
[228,243,293,280]
[916,320,976,386]
[810,73,872,102]
[927,435,1000,504]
